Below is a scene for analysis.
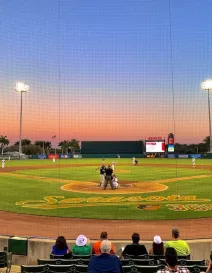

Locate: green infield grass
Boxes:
[0,158,211,220]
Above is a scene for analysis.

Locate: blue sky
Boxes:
[0,0,212,143]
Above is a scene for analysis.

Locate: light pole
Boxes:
[15,82,29,154]
[201,79,212,153]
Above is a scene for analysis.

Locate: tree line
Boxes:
[0,135,211,155]
[0,135,80,155]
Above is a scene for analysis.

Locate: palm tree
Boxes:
[0,135,10,155]
[69,139,80,154]
[34,140,52,154]
[14,139,31,146]
[203,136,210,152]
[58,140,70,154]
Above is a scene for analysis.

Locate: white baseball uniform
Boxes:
[113,177,119,188]
[132,157,135,165]
[192,158,195,167]
[2,159,5,168]
[112,161,116,171]
[53,158,56,163]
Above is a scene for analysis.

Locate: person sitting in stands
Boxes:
[122,233,148,257]
[149,235,164,255]
[92,231,115,255]
[157,247,190,273]
[88,240,123,273]
[72,234,91,256]
[51,236,71,256]
[165,228,190,256]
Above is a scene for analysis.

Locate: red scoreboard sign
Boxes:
[147,137,163,140]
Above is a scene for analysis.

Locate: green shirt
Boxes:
[72,244,91,256]
[164,240,190,256]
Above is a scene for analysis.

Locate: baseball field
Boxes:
[0,158,211,221]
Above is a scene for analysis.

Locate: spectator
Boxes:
[205,260,212,273]
[157,247,190,273]
[88,240,123,273]
[72,235,91,255]
[51,236,71,256]
[92,231,115,255]
[149,235,164,255]
[122,233,148,257]
[165,228,190,256]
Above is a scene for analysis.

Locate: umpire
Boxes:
[103,165,114,190]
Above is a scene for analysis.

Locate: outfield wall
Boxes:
[0,236,211,265]
[81,153,145,158]
[81,141,144,154]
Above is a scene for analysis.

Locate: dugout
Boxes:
[81,141,143,154]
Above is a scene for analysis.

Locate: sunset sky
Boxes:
[0,0,212,145]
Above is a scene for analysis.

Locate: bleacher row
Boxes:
[23,254,208,273]
[0,252,209,273]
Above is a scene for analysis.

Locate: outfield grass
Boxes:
[0,158,211,220]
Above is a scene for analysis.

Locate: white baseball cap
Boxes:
[154,235,162,244]
[76,235,87,246]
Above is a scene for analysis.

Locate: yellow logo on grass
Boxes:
[15,195,211,210]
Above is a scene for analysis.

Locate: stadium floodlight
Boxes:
[15,82,29,155]
[201,79,212,153]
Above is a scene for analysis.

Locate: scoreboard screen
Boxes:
[146,141,165,153]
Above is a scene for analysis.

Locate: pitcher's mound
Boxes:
[61,181,167,194]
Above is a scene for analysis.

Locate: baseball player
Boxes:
[112,161,116,171]
[112,175,119,189]
[2,159,5,168]
[96,164,106,187]
[135,159,138,166]
[132,157,135,165]
[192,157,195,167]
[53,157,56,163]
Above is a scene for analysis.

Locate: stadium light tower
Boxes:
[201,79,212,153]
[15,82,29,154]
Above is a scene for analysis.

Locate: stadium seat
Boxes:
[121,259,157,266]
[177,265,206,273]
[122,265,164,273]
[48,265,76,273]
[148,255,165,261]
[132,259,158,266]
[159,259,205,266]
[72,255,91,260]
[50,254,72,260]
[74,259,90,265]
[74,265,88,273]
[124,254,148,260]
[21,265,48,273]
[121,260,136,266]
[178,255,190,260]
[193,265,208,273]
[0,252,12,273]
[37,259,79,266]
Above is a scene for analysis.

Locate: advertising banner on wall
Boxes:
[73,154,82,158]
[178,155,189,159]
[188,154,202,159]
[60,154,72,159]
[38,154,47,159]
[166,154,176,158]
[48,154,59,159]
